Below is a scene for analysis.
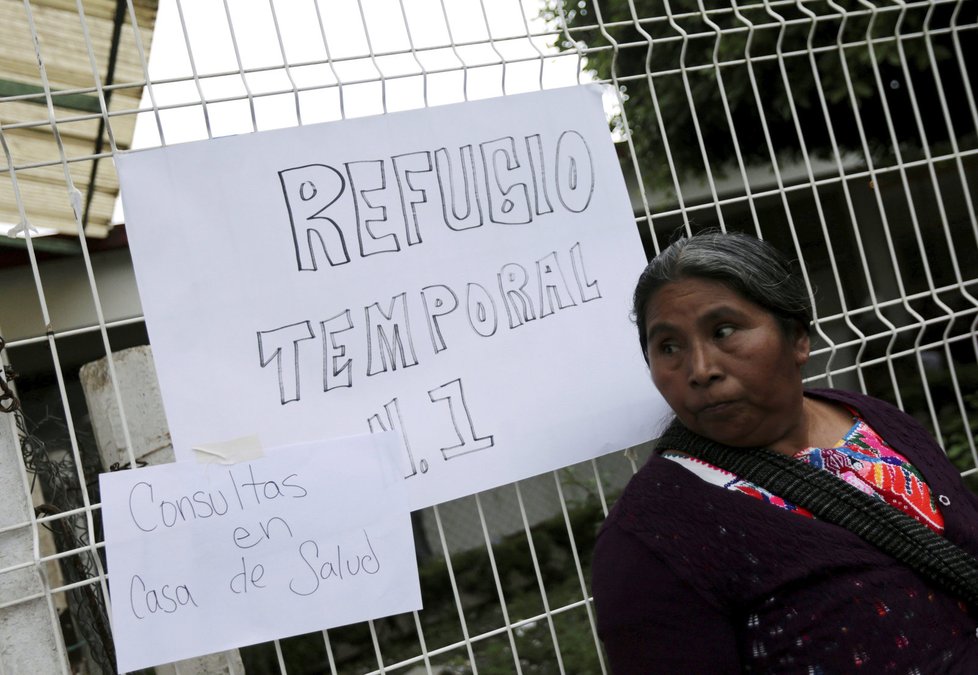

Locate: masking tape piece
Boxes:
[192,434,264,465]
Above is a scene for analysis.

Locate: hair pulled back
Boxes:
[633,231,813,359]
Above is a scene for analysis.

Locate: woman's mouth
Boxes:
[698,400,736,416]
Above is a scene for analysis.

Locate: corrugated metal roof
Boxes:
[0,0,157,246]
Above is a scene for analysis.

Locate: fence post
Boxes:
[80,345,245,674]
[0,392,67,673]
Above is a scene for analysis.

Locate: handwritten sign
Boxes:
[99,433,420,672]
[116,85,666,509]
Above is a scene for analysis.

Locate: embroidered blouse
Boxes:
[662,416,946,533]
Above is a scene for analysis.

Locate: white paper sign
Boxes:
[99,433,420,673]
[116,85,666,509]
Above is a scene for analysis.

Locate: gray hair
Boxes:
[633,231,813,359]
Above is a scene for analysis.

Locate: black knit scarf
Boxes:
[657,418,978,609]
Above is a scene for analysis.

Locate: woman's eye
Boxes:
[715,325,735,339]
[657,341,679,355]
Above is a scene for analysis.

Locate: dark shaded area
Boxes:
[238,497,607,674]
[542,1,977,197]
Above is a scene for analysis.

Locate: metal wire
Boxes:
[2,0,977,672]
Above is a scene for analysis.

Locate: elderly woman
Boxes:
[592,231,978,673]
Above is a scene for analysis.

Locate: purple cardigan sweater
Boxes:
[592,389,978,673]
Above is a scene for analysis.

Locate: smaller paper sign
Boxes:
[99,432,421,673]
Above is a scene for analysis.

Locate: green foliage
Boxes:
[540,0,973,191]
[939,388,978,494]
[944,392,978,456]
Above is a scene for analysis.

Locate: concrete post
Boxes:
[79,345,173,470]
[80,345,244,675]
[0,405,67,673]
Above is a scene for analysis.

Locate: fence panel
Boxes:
[1,0,976,673]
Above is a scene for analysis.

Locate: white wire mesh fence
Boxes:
[0,0,976,673]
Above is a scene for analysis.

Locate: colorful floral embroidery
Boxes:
[719,419,945,532]
[732,483,814,517]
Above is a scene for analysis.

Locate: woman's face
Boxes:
[643,277,811,448]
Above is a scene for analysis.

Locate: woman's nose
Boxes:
[687,341,723,387]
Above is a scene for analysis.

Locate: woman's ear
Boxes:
[793,323,811,367]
